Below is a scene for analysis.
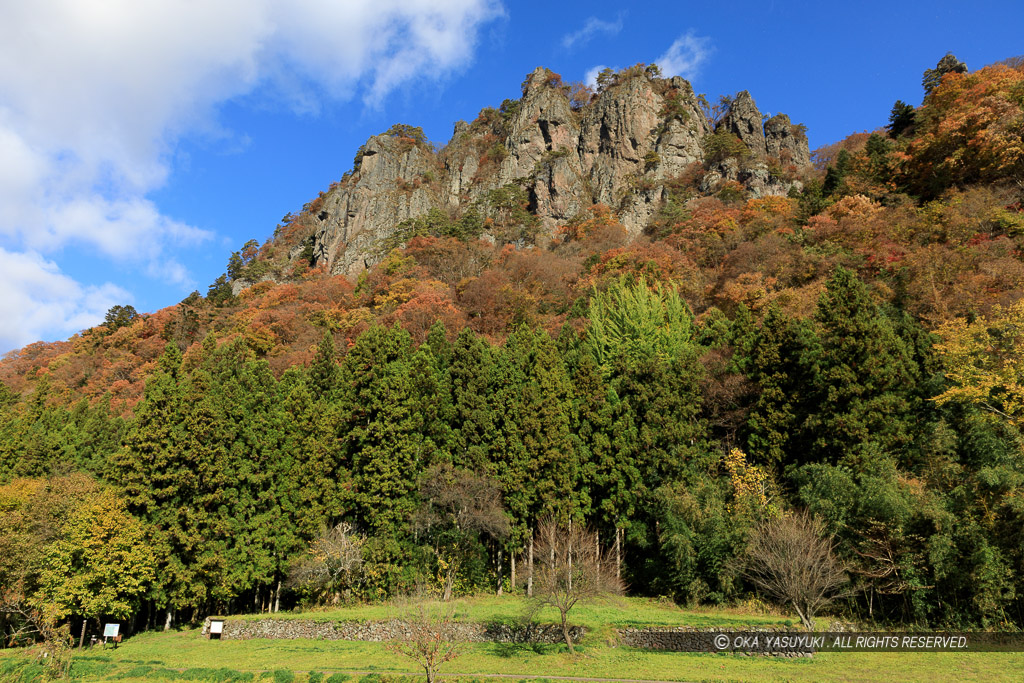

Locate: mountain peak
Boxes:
[261,65,809,282]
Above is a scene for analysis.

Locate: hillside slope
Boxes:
[3,56,1024,639]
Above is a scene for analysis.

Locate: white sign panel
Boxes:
[103,623,119,638]
[210,620,224,635]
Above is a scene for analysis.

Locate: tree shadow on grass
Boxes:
[490,641,578,658]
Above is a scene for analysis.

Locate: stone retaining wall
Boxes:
[201,617,582,644]
[201,618,811,656]
[620,626,811,656]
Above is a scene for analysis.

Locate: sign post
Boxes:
[103,623,120,649]
[209,620,224,640]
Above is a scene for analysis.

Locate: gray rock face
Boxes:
[764,113,811,168]
[703,91,811,199]
[499,67,590,232]
[719,90,767,157]
[300,68,810,275]
[309,133,437,276]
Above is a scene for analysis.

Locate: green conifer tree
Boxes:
[806,267,919,466]
[339,325,422,536]
[309,331,340,397]
[448,328,497,473]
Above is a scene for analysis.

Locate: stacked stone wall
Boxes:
[201,618,581,644]
[620,626,812,656]
[201,618,814,655]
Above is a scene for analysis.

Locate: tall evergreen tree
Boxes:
[448,327,497,473]
[805,267,920,467]
[745,304,819,468]
[570,352,615,531]
[488,330,531,543]
[409,346,455,467]
[309,331,340,397]
[276,368,346,545]
[887,100,916,138]
[64,395,125,476]
[201,340,283,609]
[110,343,194,619]
[339,325,422,536]
[515,329,581,521]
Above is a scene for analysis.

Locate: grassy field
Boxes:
[219,595,794,629]
[3,596,1023,682]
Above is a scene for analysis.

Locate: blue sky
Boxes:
[1,0,1022,354]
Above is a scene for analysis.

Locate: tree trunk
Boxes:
[510,552,516,593]
[78,617,87,649]
[443,565,455,602]
[567,518,573,592]
[274,580,281,613]
[560,610,575,654]
[615,527,621,581]
[497,547,503,596]
[527,532,534,598]
[794,603,811,630]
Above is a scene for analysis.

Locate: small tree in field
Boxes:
[287,523,365,605]
[742,510,847,629]
[529,516,624,653]
[387,602,462,683]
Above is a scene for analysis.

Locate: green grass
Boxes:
[3,596,1023,682]
[16,634,1024,683]
[220,594,792,630]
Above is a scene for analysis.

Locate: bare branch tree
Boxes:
[414,464,509,601]
[286,523,365,605]
[1,587,73,678]
[386,602,463,683]
[529,516,623,653]
[741,511,848,629]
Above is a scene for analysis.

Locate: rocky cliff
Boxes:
[291,66,810,278]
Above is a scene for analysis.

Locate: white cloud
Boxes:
[40,196,211,262]
[267,0,505,106]
[655,31,713,81]
[0,0,502,351]
[562,16,623,50]
[0,248,131,351]
[585,65,609,89]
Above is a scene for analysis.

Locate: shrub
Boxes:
[703,128,750,164]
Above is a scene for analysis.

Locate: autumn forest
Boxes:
[3,54,1024,643]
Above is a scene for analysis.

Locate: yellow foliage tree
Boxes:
[723,447,777,517]
[934,299,1024,424]
[37,488,155,645]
